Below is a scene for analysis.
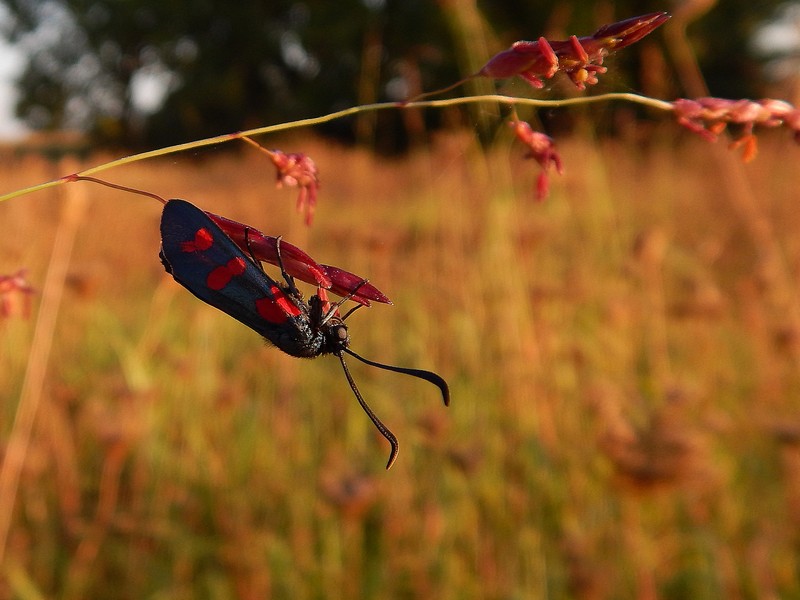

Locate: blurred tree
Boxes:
[0,0,457,149]
[0,0,788,150]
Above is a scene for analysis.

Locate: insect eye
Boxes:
[336,325,348,341]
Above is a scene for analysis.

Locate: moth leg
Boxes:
[242,227,301,295]
[274,235,301,296]
[242,227,262,268]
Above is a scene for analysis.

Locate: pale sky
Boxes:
[0,37,27,139]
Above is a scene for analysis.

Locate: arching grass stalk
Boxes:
[0,93,673,204]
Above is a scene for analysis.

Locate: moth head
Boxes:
[324,320,350,353]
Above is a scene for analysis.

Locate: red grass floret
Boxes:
[239,136,320,226]
[673,97,800,162]
[268,150,320,226]
[510,121,564,201]
[0,269,35,319]
[410,12,670,100]
[481,12,670,90]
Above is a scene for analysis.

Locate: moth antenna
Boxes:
[340,304,363,321]
[320,279,370,326]
[343,348,450,407]
[337,352,399,470]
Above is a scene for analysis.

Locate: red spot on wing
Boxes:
[255,285,302,323]
[256,297,288,323]
[207,257,247,290]
[181,228,214,252]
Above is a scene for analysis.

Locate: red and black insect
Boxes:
[159,199,449,469]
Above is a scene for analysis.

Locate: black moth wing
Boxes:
[159,199,324,356]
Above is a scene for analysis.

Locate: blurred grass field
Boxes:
[2,129,800,599]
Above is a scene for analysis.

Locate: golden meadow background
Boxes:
[2,127,800,598]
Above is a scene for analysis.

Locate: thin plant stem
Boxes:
[0,93,674,204]
[64,441,129,599]
[239,135,275,158]
[0,164,90,568]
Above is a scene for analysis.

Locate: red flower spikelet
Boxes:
[510,121,564,201]
[673,97,800,162]
[268,150,320,225]
[479,12,670,91]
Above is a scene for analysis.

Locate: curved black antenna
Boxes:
[340,303,363,322]
[337,351,399,470]
[343,348,450,407]
[320,279,370,327]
